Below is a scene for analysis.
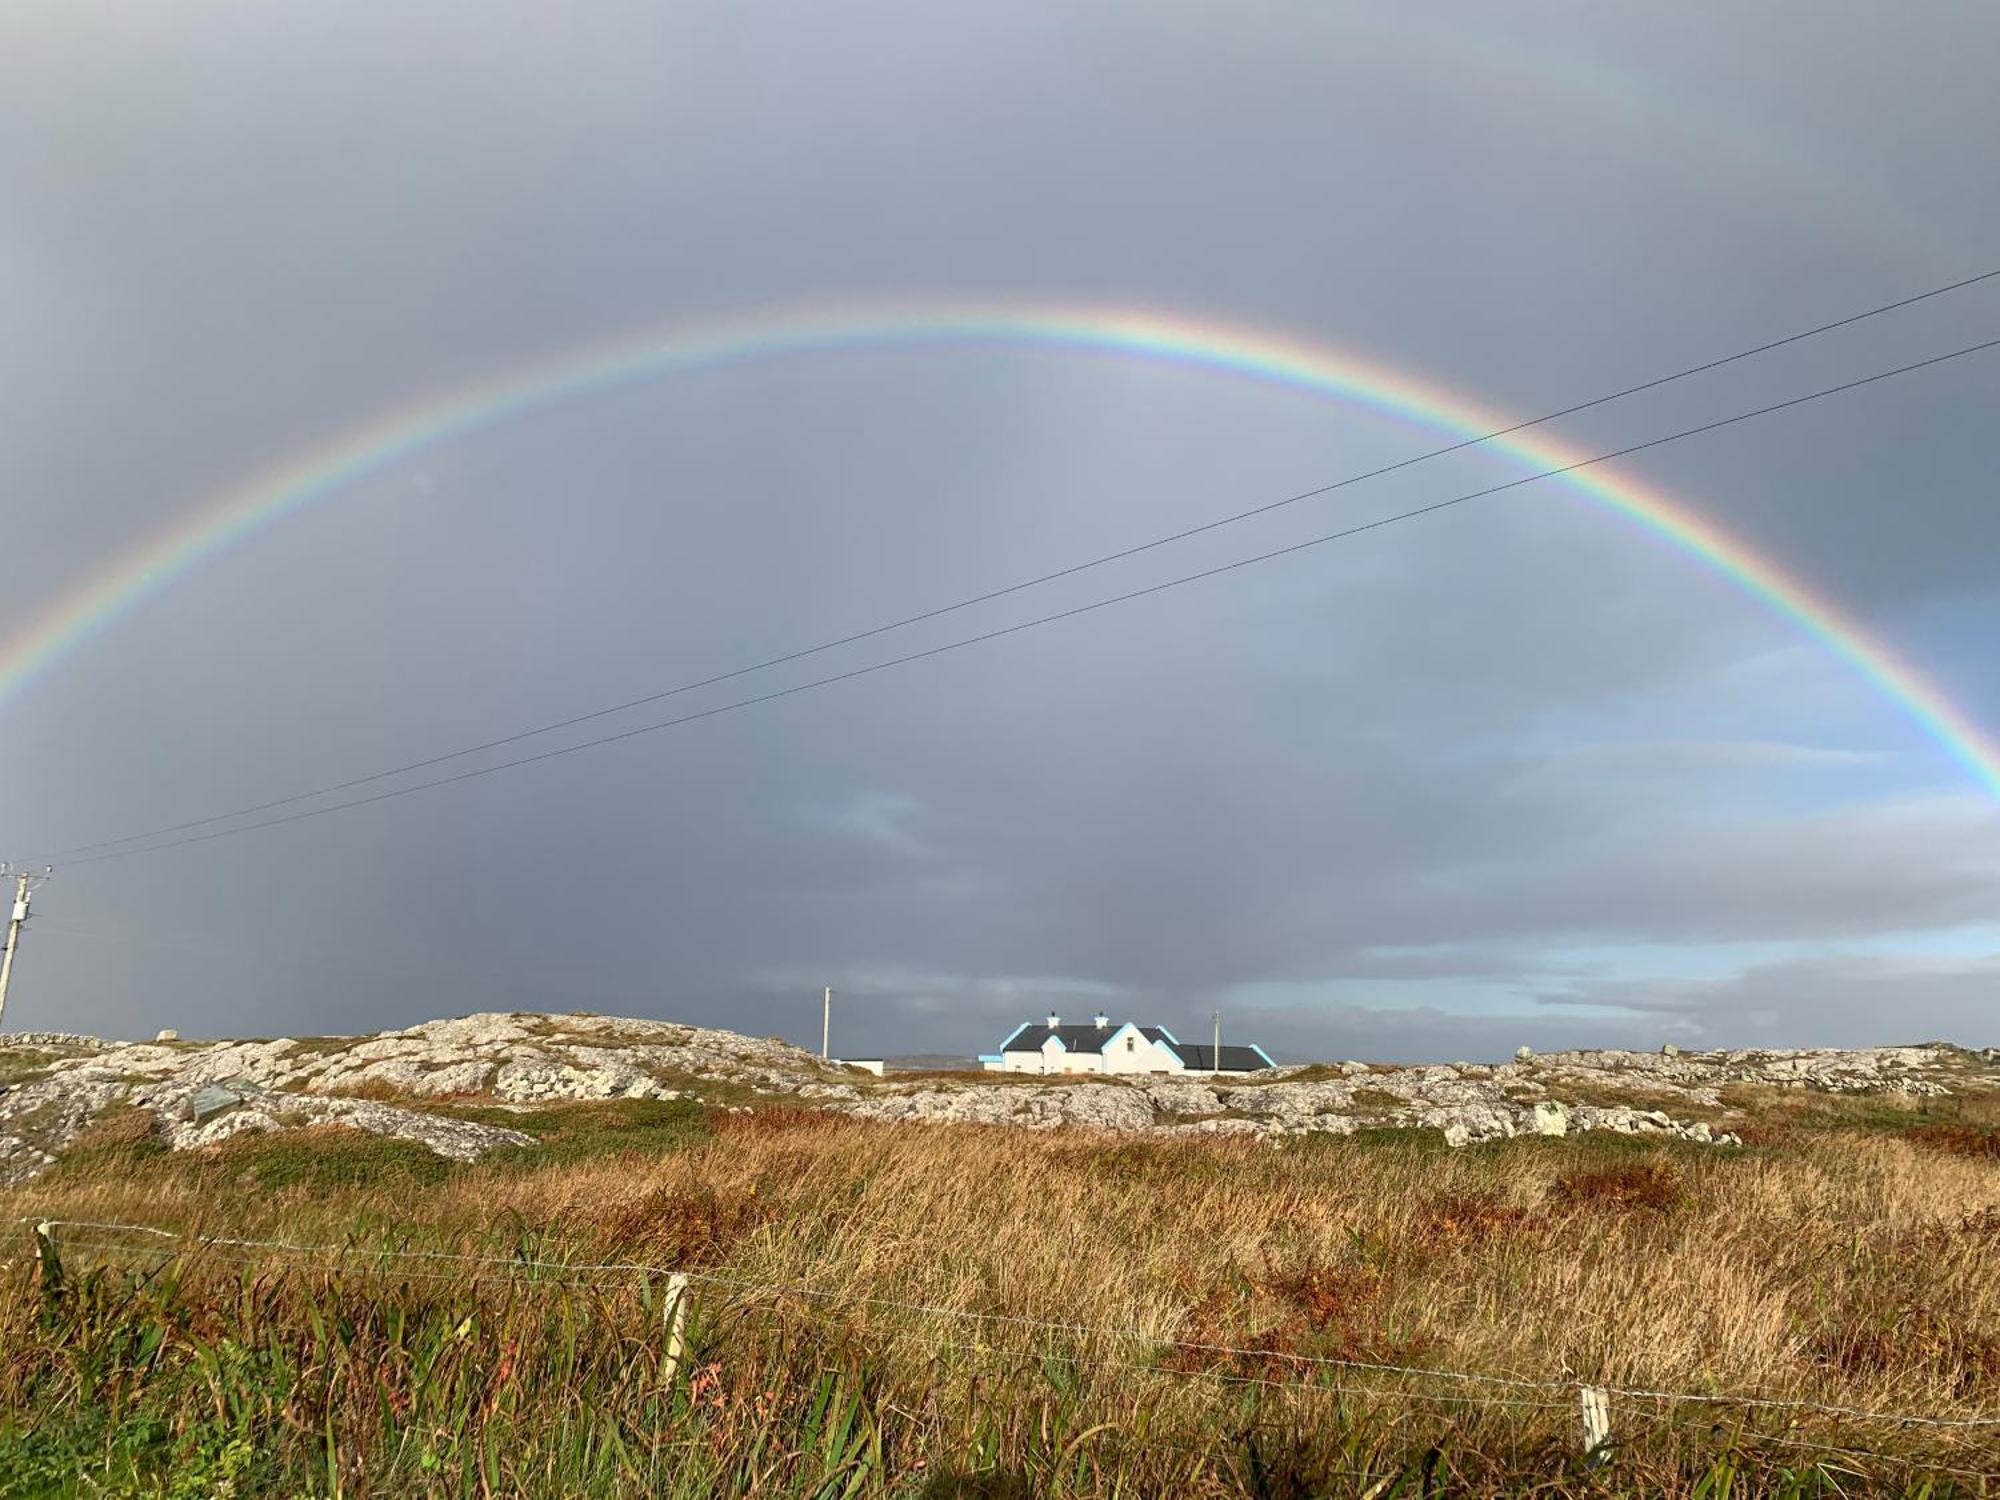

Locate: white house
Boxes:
[979,1012,1275,1076]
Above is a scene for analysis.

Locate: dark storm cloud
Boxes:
[2,0,1997,1057]
[1527,951,2000,1052]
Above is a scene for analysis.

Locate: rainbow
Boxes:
[4,302,1997,799]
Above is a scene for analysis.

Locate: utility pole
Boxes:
[822,986,832,1060]
[0,868,46,1031]
[1211,1009,1221,1076]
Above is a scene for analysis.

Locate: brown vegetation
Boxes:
[1902,1123,2000,1161]
[0,1087,1996,1494]
[1545,1159,1688,1214]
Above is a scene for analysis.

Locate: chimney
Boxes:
[1093,1012,1109,1030]
[1046,1012,1061,1029]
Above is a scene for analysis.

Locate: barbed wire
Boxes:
[68,1233,1987,1473]
[855,1318,1578,1414]
[22,1215,2000,1445]
[1611,1401,2000,1483]
[13,1219,1612,1395]
[46,1239,2000,1484]
[36,1229,1576,1414]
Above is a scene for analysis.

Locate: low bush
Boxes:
[1545,1159,1688,1214]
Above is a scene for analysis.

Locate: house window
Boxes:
[1126,1037,1135,1051]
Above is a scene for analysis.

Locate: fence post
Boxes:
[1578,1384,1612,1464]
[33,1220,61,1300]
[661,1272,691,1387]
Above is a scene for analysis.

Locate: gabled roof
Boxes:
[1163,1043,1274,1072]
[1000,1023,1174,1056]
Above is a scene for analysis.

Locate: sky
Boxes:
[1,0,1997,1061]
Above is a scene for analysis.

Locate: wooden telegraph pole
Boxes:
[0,870,39,1030]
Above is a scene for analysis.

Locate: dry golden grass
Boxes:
[20,1116,2000,1401]
[4,1094,1998,1493]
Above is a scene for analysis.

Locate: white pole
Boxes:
[822,986,832,1060]
[1211,1010,1221,1076]
[33,1219,58,1293]
[1579,1384,1612,1463]
[0,873,32,1030]
[661,1271,691,1385]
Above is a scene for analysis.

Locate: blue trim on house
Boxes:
[1249,1043,1277,1067]
[998,1021,1032,1050]
[977,1054,1002,1063]
[1157,1027,1179,1044]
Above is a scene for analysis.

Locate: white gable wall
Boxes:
[1100,1024,1186,1075]
[987,1025,1188,1075]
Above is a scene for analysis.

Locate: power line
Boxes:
[38,331,2000,869]
[33,268,2000,864]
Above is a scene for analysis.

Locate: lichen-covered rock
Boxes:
[153,1088,533,1159]
[1529,1100,1569,1137]
[0,1133,56,1186]
[851,1083,1161,1131]
[0,1015,1969,1178]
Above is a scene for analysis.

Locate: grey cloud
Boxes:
[1527,951,2000,1052]
[2,0,1996,1061]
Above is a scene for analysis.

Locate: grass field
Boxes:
[0,1087,1996,1497]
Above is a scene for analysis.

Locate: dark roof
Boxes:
[1164,1043,1273,1073]
[998,1023,1268,1069]
[1001,1022,1157,1055]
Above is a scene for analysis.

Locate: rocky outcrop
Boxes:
[0,1011,853,1183]
[845,1067,1748,1148]
[154,1082,534,1159]
[1524,1044,1960,1096]
[0,1032,110,1050]
[853,1083,1164,1131]
[0,1016,1984,1183]
[57,1013,858,1101]
[0,1065,533,1177]
[837,1043,1991,1146]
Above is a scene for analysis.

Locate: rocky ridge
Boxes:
[0,1014,1989,1185]
[0,1012,849,1186]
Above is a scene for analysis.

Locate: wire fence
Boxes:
[17,1215,2000,1481]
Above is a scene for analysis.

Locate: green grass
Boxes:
[2,1075,1993,1496]
[1348,1087,1407,1110]
[1233,1062,1354,1085]
[0,1241,1974,1499]
[1474,1130,1725,1164]
[34,1099,712,1203]
[280,1035,359,1059]
[1720,1083,1981,1137]
[224,1129,456,1193]
[1260,1125,1459,1159]
[481,1097,711,1170]
[0,1047,94,1090]
[1531,1078,1729,1119]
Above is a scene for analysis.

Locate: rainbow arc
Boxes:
[3,303,1994,799]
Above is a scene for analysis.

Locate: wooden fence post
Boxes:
[1578,1384,1612,1464]
[33,1220,61,1299]
[661,1272,691,1387]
